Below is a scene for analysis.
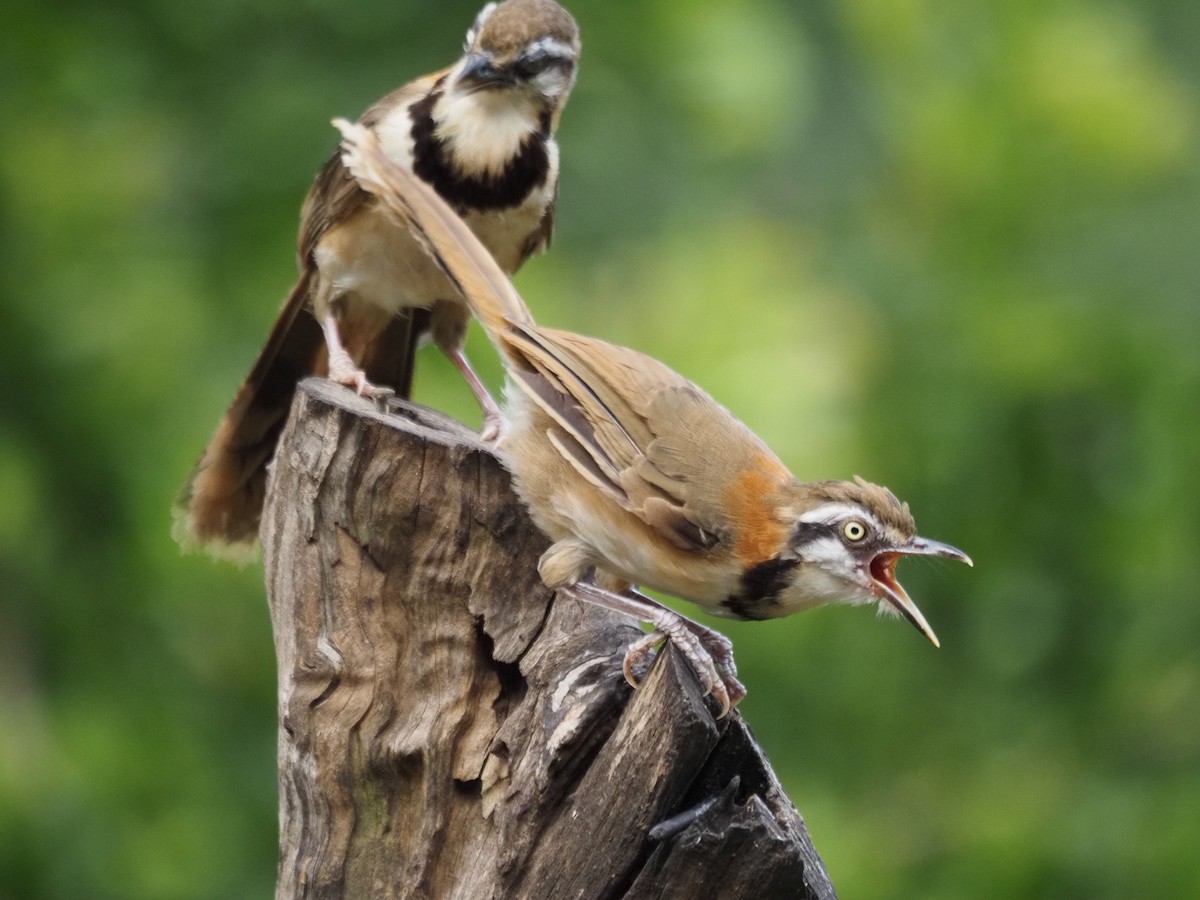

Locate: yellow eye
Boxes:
[843,520,867,542]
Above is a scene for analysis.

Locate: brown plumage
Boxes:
[176,0,580,553]
[336,120,971,716]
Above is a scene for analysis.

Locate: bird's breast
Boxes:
[315,205,449,315]
[461,193,553,270]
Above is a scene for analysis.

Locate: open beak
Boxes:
[456,53,514,89]
[867,537,972,649]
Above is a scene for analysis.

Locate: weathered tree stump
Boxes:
[261,378,837,900]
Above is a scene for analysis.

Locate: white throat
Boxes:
[433,87,543,177]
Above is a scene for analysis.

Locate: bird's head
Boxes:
[777,477,971,646]
[451,0,580,116]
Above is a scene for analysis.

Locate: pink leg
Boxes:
[445,346,503,442]
[321,313,376,397]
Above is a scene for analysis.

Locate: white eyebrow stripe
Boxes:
[526,37,578,60]
[797,503,881,532]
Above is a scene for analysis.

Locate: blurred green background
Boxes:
[2,0,1198,896]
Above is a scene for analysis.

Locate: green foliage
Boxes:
[2,0,1197,896]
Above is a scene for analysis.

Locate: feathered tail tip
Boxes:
[171,502,262,566]
[171,462,263,566]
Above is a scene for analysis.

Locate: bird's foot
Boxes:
[328,351,377,398]
[479,409,503,444]
[682,621,745,708]
[621,623,745,718]
[560,582,745,718]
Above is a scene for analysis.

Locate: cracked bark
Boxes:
[262,378,837,900]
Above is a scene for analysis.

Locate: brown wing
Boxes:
[504,326,789,552]
[176,268,325,550]
[297,148,371,268]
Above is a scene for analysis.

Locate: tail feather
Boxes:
[177,125,437,557]
[174,274,325,554]
[176,288,425,556]
[333,118,533,351]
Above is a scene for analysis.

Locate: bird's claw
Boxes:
[480,410,503,443]
[622,630,664,687]
[328,352,377,398]
[621,626,744,718]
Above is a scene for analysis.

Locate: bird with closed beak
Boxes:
[176,0,580,554]
[334,120,973,716]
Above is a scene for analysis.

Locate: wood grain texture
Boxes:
[261,378,836,900]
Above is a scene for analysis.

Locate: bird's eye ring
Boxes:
[843,520,867,542]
